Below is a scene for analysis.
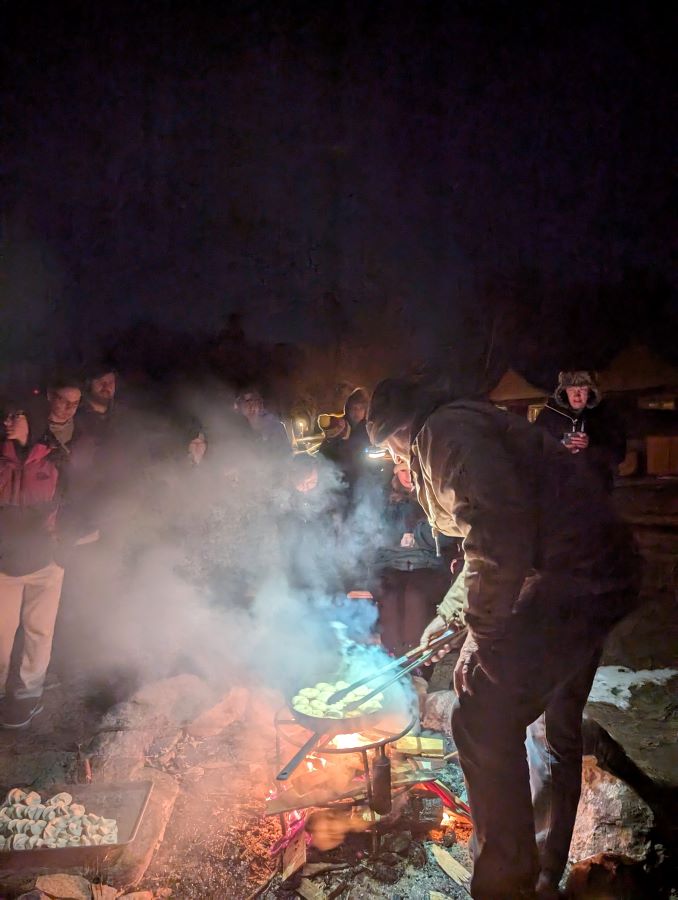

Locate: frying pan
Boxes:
[276,687,391,781]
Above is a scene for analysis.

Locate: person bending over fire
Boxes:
[366,378,639,900]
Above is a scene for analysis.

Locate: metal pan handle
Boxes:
[276,731,326,782]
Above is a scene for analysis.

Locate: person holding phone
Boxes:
[534,371,626,491]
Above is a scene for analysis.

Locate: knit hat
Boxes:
[554,371,601,409]
[366,378,422,445]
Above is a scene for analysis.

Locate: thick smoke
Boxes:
[56,385,416,721]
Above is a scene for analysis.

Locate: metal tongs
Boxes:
[326,627,457,709]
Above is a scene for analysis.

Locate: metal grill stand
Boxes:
[272,707,417,852]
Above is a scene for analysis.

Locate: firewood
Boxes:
[431,845,472,892]
[296,877,327,900]
[301,862,350,876]
[393,736,446,757]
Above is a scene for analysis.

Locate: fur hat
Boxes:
[555,371,601,409]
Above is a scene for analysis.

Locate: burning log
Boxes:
[306,807,371,850]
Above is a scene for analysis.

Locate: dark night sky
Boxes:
[1,1,676,387]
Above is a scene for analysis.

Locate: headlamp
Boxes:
[365,446,388,460]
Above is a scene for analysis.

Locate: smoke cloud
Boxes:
[56,384,416,722]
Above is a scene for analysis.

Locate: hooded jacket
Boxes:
[534,400,626,490]
[408,400,636,637]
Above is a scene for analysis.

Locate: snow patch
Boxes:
[588,666,677,709]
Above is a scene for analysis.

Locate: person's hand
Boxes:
[420,614,453,664]
[453,631,504,695]
[188,434,207,465]
[454,632,480,695]
[400,532,416,548]
[4,413,28,446]
[569,432,589,450]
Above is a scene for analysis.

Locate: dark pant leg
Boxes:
[452,584,629,899]
[402,568,450,652]
[527,650,601,883]
[453,677,544,898]
[375,570,407,655]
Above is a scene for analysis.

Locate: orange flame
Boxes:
[329,732,370,749]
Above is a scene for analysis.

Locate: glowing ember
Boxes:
[441,809,454,827]
[328,732,371,750]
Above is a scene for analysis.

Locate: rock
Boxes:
[369,860,404,883]
[185,686,250,738]
[422,691,455,737]
[569,758,654,864]
[118,893,153,900]
[147,730,181,758]
[565,851,650,897]
[87,730,154,782]
[443,829,457,848]
[91,886,118,900]
[380,831,411,856]
[35,874,92,900]
[99,702,155,733]
[90,728,153,757]
[408,842,427,867]
[376,851,403,867]
[99,675,215,733]
[129,675,216,726]
[17,893,51,900]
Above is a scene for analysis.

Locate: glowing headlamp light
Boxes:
[365,446,388,460]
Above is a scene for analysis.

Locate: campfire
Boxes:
[0,649,475,898]
[261,686,473,892]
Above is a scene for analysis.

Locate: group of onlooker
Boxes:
[1,354,645,900]
[0,364,625,730]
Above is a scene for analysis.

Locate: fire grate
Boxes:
[269,707,433,851]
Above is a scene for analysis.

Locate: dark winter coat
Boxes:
[0,438,62,575]
[0,419,97,575]
[534,400,626,490]
[408,400,637,638]
[320,421,371,488]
